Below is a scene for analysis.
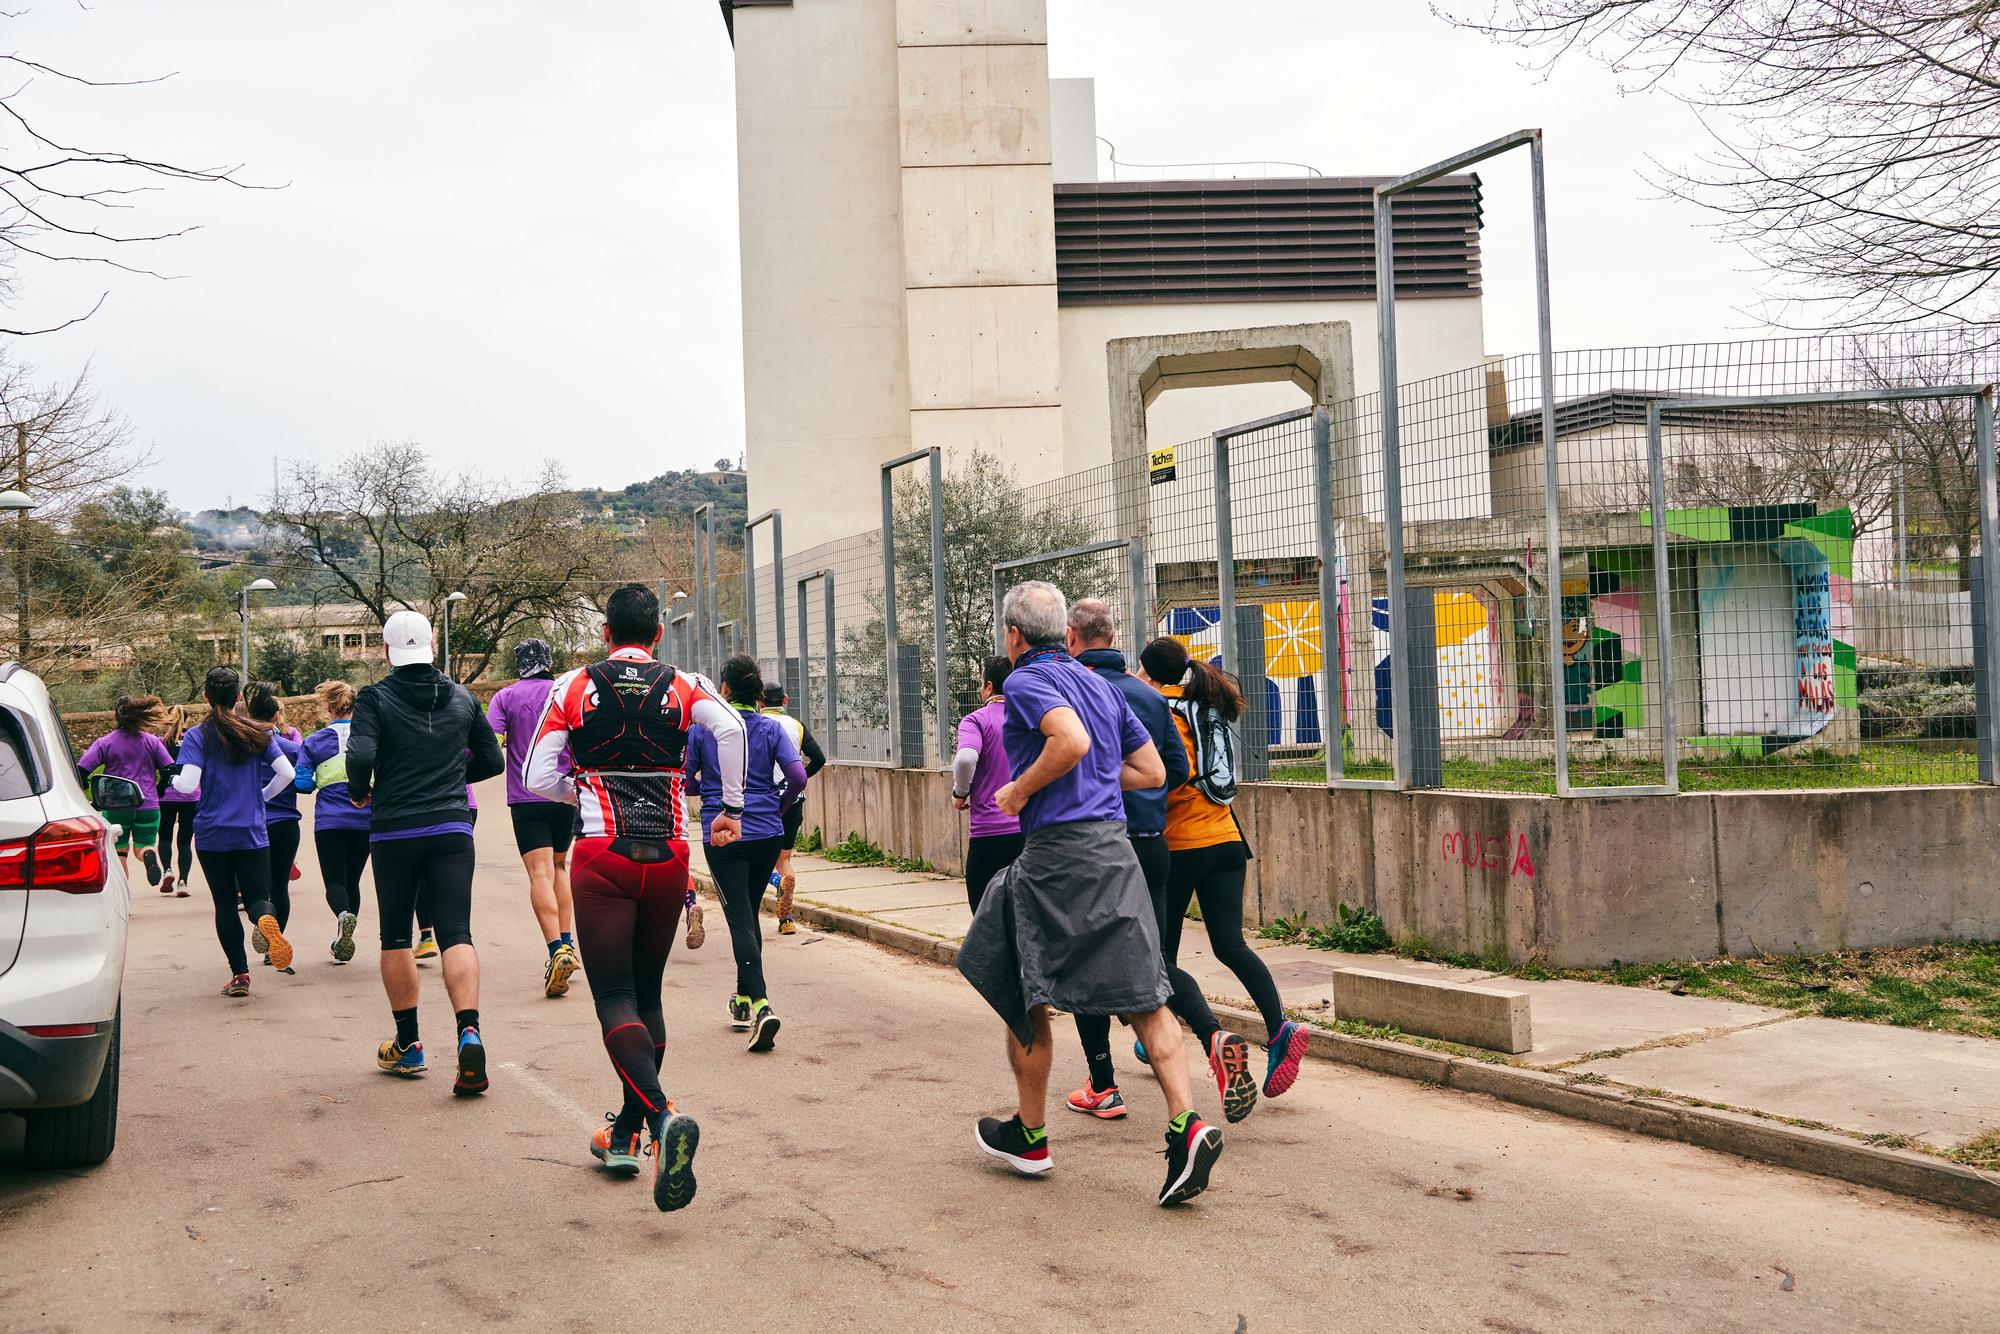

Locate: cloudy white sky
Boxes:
[7,1,1765,513]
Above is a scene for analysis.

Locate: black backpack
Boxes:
[1167,695,1237,805]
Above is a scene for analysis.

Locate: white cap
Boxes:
[383,610,434,667]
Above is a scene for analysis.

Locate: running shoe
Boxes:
[544,943,579,999]
[453,1029,488,1096]
[378,1038,427,1076]
[221,973,250,998]
[774,871,796,924]
[650,1110,701,1213]
[1158,1116,1223,1206]
[250,923,268,954]
[728,996,752,1031]
[1133,1038,1148,1065]
[414,932,440,961]
[1207,1031,1257,1124]
[591,1114,643,1176]
[141,847,162,887]
[1263,1019,1310,1098]
[684,897,705,950]
[289,863,302,881]
[1065,1084,1128,1119]
[747,1001,780,1053]
[257,915,293,972]
[159,871,176,896]
[332,912,358,964]
[778,915,797,936]
[974,1115,1052,1176]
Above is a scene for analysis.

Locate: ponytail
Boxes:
[720,653,765,707]
[114,694,167,735]
[202,667,272,762]
[1140,636,1244,722]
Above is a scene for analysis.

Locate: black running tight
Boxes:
[1162,840,1282,1041]
[371,833,475,952]
[259,819,299,931]
[570,837,685,1130]
[705,835,783,1001]
[158,804,196,883]
[199,847,275,976]
[316,827,371,919]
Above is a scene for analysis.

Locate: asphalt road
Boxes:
[3,784,1997,1332]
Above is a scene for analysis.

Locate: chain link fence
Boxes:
[719,328,1998,795]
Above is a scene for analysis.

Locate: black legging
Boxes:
[706,834,784,1001]
[316,827,371,919]
[571,837,684,1130]
[963,832,1026,913]
[371,833,475,952]
[411,809,475,936]
[158,804,197,884]
[1161,840,1283,1043]
[260,819,300,930]
[199,847,275,976]
[1074,835,1190,1085]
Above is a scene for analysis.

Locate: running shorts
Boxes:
[107,807,161,852]
[780,799,804,850]
[510,802,576,855]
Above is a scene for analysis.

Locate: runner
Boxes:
[171,667,297,996]
[1060,600,1191,1122]
[957,581,1224,1207]
[294,679,369,964]
[951,656,1022,913]
[522,582,747,1211]
[76,695,175,887]
[684,656,804,1050]
[1139,635,1309,1110]
[156,705,199,897]
[757,681,823,935]
[346,610,505,1094]
[245,681,304,969]
[485,638,582,996]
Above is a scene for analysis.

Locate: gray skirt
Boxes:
[955,819,1171,1047]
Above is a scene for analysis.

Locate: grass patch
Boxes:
[1258,905,1392,954]
[816,832,935,875]
[1947,1129,2000,1173]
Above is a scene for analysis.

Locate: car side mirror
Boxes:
[90,775,143,812]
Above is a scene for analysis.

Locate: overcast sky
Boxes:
[8,1,1766,514]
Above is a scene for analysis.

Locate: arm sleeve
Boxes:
[259,745,295,802]
[346,690,379,800]
[464,699,505,785]
[523,673,578,804]
[798,724,826,778]
[171,730,204,795]
[779,756,808,809]
[952,747,979,796]
[688,694,747,809]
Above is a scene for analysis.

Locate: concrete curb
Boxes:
[696,871,2000,1221]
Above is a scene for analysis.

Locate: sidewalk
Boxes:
[688,845,2000,1217]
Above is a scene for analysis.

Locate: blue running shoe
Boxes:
[453,1028,489,1096]
[1133,1038,1148,1065]
[377,1038,426,1076]
[1264,1019,1311,1098]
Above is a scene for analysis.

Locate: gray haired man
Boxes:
[956,581,1225,1206]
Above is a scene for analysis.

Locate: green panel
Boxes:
[1594,679,1645,730]
[1785,509,1854,543]
[1834,639,1857,710]
[1781,510,1856,579]
[1621,657,1642,684]
[1667,507,1732,542]
[1590,547,1646,578]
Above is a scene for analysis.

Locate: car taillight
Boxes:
[0,816,108,893]
[21,1022,101,1037]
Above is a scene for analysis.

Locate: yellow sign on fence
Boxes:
[1148,445,1177,485]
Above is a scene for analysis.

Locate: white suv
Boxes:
[0,662,132,1168]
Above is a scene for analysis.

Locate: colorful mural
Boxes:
[1162,601,1328,746]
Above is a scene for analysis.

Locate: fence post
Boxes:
[823,573,839,756]
[1214,430,1236,679]
[1401,582,1443,789]
[1645,403,1679,792]
[1312,405,1342,784]
[1530,134,1571,797]
[992,567,1006,655]
[1977,388,1999,785]
[692,505,708,677]
[1374,198,1413,789]
[745,509,784,682]
[881,462,905,765]
[794,575,812,738]
[929,446,949,767]
[1233,603,1270,782]
[1975,556,1993,783]
[1126,535,1148,662]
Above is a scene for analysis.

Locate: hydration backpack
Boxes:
[1167,695,1237,805]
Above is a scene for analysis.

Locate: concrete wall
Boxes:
[798,762,2000,965]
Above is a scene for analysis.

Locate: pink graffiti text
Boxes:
[1438,831,1536,879]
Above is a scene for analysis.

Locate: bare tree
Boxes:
[269,444,614,681]
[1440,2,2000,327]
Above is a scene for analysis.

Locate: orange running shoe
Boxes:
[590,1114,643,1175]
[1064,1084,1128,1119]
[257,915,293,971]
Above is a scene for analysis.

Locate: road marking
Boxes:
[499,1060,596,1127]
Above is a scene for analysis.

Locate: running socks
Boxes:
[547,939,564,958]
[561,932,575,949]
[394,1006,419,1048]
[1167,1109,1194,1136]
[455,1009,480,1037]
[1020,1120,1048,1146]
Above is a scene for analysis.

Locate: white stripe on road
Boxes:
[499,1060,597,1127]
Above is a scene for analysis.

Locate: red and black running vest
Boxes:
[569,659,688,845]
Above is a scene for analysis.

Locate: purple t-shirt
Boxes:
[261,727,303,823]
[487,677,566,805]
[1002,651,1150,835]
[956,699,1019,839]
[78,729,174,811]
[178,722,284,852]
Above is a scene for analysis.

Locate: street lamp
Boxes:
[0,490,32,666]
[239,578,276,677]
[441,590,466,674]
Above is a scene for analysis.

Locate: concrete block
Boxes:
[1237,782,1334,927]
[1534,794,1718,968]
[897,43,1051,168]
[900,163,1055,288]
[909,406,1064,488]
[904,284,1062,410]
[1333,966,1533,1054]
[896,0,1046,46]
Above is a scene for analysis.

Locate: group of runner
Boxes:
[84,574,1284,1213]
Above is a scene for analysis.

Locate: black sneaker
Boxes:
[974,1115,1052,1176]
[747,1002,780,1052]
[1158,1116,1223,1206]
[728,996,752,1031]
[651,1111,701,1213]
[140,847,162,886]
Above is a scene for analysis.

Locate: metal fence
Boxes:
[704,326,1999,795]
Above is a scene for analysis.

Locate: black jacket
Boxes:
[347,664,505,835]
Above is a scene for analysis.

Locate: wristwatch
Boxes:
[951,790,970,802]
[721,803,745,818]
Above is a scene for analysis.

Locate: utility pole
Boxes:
[15,423,27,665]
